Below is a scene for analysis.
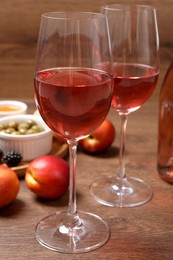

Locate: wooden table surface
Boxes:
[0,63,173,260]
[0,1,173,257]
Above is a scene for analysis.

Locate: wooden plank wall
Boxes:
[0,0,172,99]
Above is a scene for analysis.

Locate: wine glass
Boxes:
[34,12,114,253]
[90,5,160,207]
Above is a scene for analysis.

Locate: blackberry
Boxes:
[0,149,4,162]
[3,151,22,167]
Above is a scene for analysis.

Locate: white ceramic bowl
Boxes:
[0,100,28,118]
[0,114,53,161]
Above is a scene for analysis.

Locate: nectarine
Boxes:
[0,165,20,208]
[25,155,69,199]
[79,119,115,154]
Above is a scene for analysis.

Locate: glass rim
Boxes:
[41,11,106,20]
[102,4,156,12]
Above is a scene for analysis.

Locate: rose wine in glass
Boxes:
[34,12,114,253]
[90,5,160,207]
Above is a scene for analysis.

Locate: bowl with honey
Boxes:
[0,100,27,118]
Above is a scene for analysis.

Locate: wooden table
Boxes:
[0,0,172,258]
[0,65,173,260]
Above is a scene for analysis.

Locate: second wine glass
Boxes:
[34,12,114,253]
[90,5,160,207]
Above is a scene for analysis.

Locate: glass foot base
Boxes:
[35,210,110,253]
[90,176,153,207]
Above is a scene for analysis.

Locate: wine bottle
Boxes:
[157,62,173,184]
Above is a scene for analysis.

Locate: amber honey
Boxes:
[0,105,20,112]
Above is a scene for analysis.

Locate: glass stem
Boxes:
[63,139,82,229]
[118,113,128,180]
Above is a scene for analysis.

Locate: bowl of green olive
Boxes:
[0,114,53,161]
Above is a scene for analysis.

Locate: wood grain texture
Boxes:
[0,0,172,99]
[0,2,173,259]
[0,95,173,260]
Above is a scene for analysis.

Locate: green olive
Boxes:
[8,121,18,129]
[19,128,28,134]
[31,125,44,132]
[26,129,38,134]
[0,124,8,130]
[26,120,36,127]
[18,122,30,130]
[5,127,16,134]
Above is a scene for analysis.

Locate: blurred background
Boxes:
[0,0,172,99]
